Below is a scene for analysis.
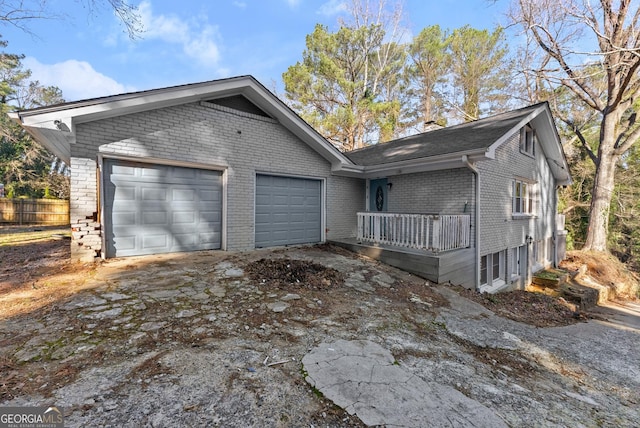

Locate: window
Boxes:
[513,180,536,216]
[510,246,522,278]
[480,251,505,287]
[480,255,488,286]
[521,125,535,156]
[492,251,502,281]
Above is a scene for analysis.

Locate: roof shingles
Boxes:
[345,103,545,166]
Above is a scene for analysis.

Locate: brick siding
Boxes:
[477,130,558,287]
[386,169,476,247]
[70,101,363,260]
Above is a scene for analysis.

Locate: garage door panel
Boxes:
[172,188,196,201]
[289,196,306,205]
[199,170,222,180]
[255,174,321,248]
[140,165,168,179]
[199,232,221,245]
[272,213,290,223]
[173,233,198,247]
[111,164,136,176]
[289,213,306,223]
[173,168,198,179]
[199,189,221,202]
[199,211,222,223]
[142,234,168,250]
[142,187,168,201]
[272,195,289,205]
[142,211,168,225]
[113,235,136,251]
[104,159,223,257]
[306,212,321,220]
[111,212,137,225]
[114,186,136,201]
[172,211,196,224]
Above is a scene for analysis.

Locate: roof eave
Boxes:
[340,149,490,178]
[10,76,355,169]
[484,103,572,184]
[485,103,548,158]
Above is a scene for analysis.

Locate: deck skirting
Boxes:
[330,238,475,289]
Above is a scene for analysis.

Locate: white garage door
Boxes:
[255,174,322,248]
[104,159,222,257]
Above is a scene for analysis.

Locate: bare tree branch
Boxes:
[0,0,142,39]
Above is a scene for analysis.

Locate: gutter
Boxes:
[462,155,480,291]
[332,148,490,178]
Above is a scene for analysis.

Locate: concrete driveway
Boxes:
[1,245,638,427]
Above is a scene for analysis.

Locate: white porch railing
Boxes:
[357,212,471,253]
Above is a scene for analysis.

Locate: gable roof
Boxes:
[8,75,354,171]
[344,102,571,185]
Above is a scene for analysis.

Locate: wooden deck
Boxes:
[329,238,475,288]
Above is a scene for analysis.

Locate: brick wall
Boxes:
[69,157,101,261]
[385,168,476,246]
[477,129,558,287]
[477,132,557,254]
[71,101,363,259]
[387,168,474,214]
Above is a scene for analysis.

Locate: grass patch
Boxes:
[0,226,70,246]
[533,268,567,281]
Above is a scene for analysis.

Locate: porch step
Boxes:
[530,269,600,310]
[531,269,569,289]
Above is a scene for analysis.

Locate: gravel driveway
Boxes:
[1,245,638,427]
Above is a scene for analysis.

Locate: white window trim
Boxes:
[480,255,488,287]
[520,125,536,157]
[510,246,521,281]
[512,179,537,218]
[480,251,506,290]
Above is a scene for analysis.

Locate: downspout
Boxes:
[462,155,480,291]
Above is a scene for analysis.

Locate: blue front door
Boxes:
[369,178,388,212]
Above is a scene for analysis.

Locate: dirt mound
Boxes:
[457,288,584,327]
[561,250,640,299]
[245,258,344,290]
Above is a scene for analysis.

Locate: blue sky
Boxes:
[1,0,508,102]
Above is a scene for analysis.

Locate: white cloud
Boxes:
[287,0,301,7]
[139,1,190,43]
[23,57,134,101]
[137,1,222,66]
[184,27,220,65]
[317,0,348,16]
[232,1,247,9]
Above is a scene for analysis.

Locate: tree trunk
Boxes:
[584,153,617,251]
[583,116,619,252]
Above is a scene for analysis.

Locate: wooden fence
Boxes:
[0,198,70,225]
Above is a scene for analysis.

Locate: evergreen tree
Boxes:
[0,39,67,199]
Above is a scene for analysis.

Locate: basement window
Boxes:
[480,251,505,288]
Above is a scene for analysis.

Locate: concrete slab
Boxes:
[302,339,508,427]
[589,300,640,332]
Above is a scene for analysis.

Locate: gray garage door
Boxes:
[104,159,222,257]
[255,174,321,248]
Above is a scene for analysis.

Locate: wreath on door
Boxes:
[375,186,384,211]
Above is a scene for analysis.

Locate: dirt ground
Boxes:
[1,226,639,427]
[0,227,585,328]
